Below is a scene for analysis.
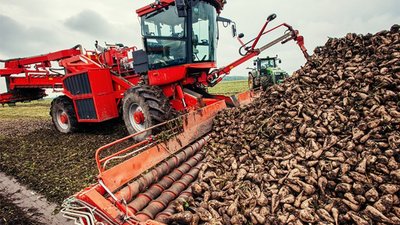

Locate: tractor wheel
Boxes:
[260,76,273,90]
[122,85,171,142]
[248,76,254,90]
[50,96,78,133]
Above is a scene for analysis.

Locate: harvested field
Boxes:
[208,80,249,96]
[0,113,127,205]
[0,100,51,119]
[0,118,52,138]
[166,26,400,224]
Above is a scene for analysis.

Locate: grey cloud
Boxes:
[218,0,400,74]
[62,9,140,48]
[0,15,63,58]
[0,15,28,56]
[0,0,399,76]
[64,10,114,38]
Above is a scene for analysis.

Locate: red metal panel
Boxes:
[135,0,226,16]
[236,90,255,106]
[0,68,25,76]
[76,187,122,224]
[9,76,63,89]
[0,93,14,104]
[62,69,119,122]
[148,62,216,87]
[3,48,81,68]
[148,67,187,86]
[202,98,220,106]
[0,89,47,104]
[88,69,119,121]
[136,0,175,17]
[185,62,216,69]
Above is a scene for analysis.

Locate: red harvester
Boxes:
[54,1,311,224]
[0,0,308,141]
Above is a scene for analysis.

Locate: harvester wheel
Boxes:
[50,96,78,133]
[122,85,171,142]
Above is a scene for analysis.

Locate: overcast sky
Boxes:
[0,0,399,93]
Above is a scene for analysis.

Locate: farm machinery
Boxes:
[0,0,309,141]
[33,1,312,224]
[248,56,289,90]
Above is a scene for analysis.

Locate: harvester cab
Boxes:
[248,56,290,90]
[135,0,225,71]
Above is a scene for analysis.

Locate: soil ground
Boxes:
[0,116,128,204]
[0,192,43,225]
[208,80,248,95]
[0,101,128,223]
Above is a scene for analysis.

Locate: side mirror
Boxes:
[232,24,237,37]
[253,62,256,66]
[238,33,244,39]
[267,13,277,22]
[278,59,282,63]
[132,50,149,74]
[175,0,187,17]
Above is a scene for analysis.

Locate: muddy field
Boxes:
[0,115,128,205]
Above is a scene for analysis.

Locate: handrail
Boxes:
[95,116,184,174]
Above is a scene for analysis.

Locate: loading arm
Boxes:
[207,14,310,86]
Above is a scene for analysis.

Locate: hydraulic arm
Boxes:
[0,46,82,104]
[207,14,310,86]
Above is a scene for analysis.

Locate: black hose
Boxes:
[239,37,259,56]
[71,44,82,50]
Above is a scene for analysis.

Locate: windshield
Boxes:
[142,5,187,69]
[142,7,186,38]
[192,2,217,62]
[261,59,276,68]
[140,2,218,70]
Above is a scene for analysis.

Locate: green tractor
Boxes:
[248,56,289,90]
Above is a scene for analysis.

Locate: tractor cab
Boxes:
[137,0,225,70]
[255,56,280,74]
[249,56,289,89]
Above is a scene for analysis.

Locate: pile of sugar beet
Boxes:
[165,25,400,225]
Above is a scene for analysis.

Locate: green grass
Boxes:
[0,100,51,119]
[208,80,249,95]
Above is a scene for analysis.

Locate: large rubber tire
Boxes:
[260,76,273,90]
[50,96,78,133]
[248,76,254,90]
[248,77,256,90]
[122,85,171,142]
